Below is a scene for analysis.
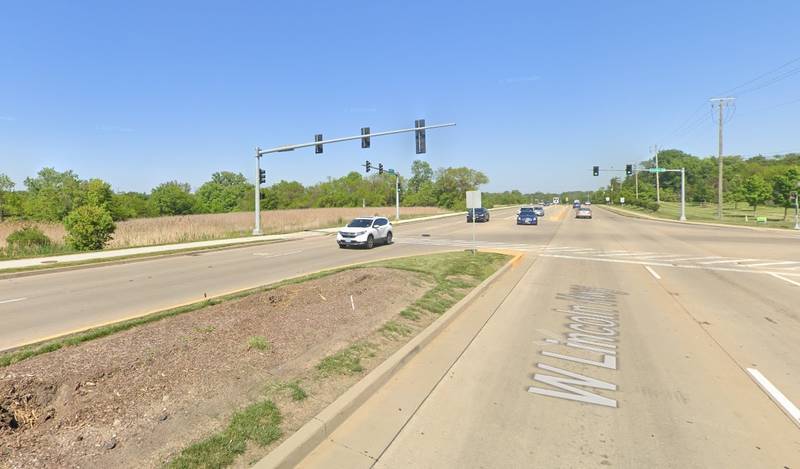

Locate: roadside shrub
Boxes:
[63,205,116,251]
[628,198,660,212]
[4,226,52,256]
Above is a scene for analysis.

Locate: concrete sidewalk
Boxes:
[0,231,324,271]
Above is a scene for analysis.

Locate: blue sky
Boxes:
[2,1,799,193]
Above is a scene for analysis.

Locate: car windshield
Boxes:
[346,219,373,228]
[519,208,535,213]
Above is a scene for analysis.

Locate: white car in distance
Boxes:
[337,216,393,249]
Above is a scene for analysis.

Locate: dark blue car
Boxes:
[517,207,538,225]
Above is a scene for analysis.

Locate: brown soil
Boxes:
[0,267,431,469]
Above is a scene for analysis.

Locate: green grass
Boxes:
[316,342,376,376]
[194,325,215,334]
[166,400,282,469]
[617,201,799,229]
[399,307,421,321]
[379,320,412,339]
[264,380,309,402]
[247,336,271,351]
[374,251,509,317]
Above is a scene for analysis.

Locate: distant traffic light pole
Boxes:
[593,165,686,221]
[363,160,401,221]
[251,120,455,235]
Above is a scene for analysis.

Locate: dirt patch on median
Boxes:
[0,267,430,469]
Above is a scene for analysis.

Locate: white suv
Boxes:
[337,217,393,249]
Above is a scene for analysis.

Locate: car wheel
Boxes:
[386,231,393,245]
[366,235,374,249]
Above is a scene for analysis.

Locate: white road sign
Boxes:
[466,191,482,209]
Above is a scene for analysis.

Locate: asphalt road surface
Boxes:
[295,205,800,468]
[3,205,800,467]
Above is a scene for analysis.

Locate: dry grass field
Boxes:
[0,206,448,250]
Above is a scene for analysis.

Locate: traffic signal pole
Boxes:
[253,147,263,235]
[252,121,455,236]
[395,174,400,221]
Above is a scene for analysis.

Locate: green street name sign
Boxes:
[649,168,666,173]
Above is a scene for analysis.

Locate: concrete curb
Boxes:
[598,205,800,235]
[254,252,522,469]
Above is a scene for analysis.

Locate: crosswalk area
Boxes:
[539,246,800,273]
[394,237,800,273]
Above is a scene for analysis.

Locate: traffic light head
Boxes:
[593,166,600,176]
[259,168,266,185]
[361,127,371,149]
[378,163,384,174]
[415,119,426,154]
[315,134,323,154]
[365,160,372,172]
[625,164,633,176]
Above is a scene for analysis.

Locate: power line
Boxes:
[719,54,800,96]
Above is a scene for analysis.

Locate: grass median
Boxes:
[0,250,511,468]
[609,201,799,229]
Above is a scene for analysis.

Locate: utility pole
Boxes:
[711,97,735,219]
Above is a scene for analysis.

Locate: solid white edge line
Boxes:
[0,297,27,305]
[746,368,800,428]
[644,266,662,280]
[769,272,800,287]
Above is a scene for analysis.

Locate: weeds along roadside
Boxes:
[164,250,510,468]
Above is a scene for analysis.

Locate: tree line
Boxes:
[0,160,516,225]
[594,150,800,218]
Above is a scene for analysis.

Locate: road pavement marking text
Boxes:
[528,285,627,408]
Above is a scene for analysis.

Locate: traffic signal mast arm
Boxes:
[257,122,456,156]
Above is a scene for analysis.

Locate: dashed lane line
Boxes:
[769,273,800,287]
[0,297,27,305]
[746,368,800,429]
[645,266,662,280]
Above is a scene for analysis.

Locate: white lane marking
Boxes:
[644,266,662,280]
[665,256,723,262]
[744,260,800,268]
[698,258,759,265]
[769,273,800,287]
[746,368,800,428]
[0,297,27,305]
[253,249,304,258]
[596,251,656,257]
[350,295,355,311]
[634,254,686,260]
[540,253,800,278]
